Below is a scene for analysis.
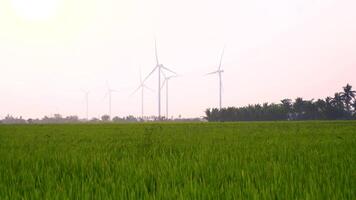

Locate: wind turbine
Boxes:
[131,69,154,119]
[82,90,90,121]
[161,71,178,119]
[142,40,177,120]
[206,47,225,110]
[104,82,118,119]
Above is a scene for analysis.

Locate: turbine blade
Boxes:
[142,66,158,83]
[161,79,167,90]
[170,74,179,79]
[103,91,109,99]
[130,85,142,97]
[221,79,224,93]
[205,70,219,76]
[218,46,225,70]
[139,68,143,84]
[144,85,155,92]
[155,39,159,65]
[161,65,177,75]
[161,68,167,78]
[81,89,90,94]
[106,81,110,89]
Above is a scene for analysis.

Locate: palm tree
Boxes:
[281,99,292,111]
[205,109,212,121]
[315,99,326,119]
[304,99,318,120]
[350,100,356,117]
[293,98,306,119]
[331,93,344,107]
[281,99,292,119]
[324,96,336,119]
[331,92,348,119]
[340,84,356,114]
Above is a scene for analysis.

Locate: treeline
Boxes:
[0,114,202,124]
[205,84,356,122]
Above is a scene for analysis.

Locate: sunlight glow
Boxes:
[1,0,98,44]
[11,0,61,21]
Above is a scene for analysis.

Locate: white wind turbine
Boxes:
[142,40,177,120]
[206,47,225,110]
[161,71,178,119]
[104,81,118,119]
[131,69,154,119]
[82,90,90,121]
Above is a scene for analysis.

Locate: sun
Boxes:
[11,0,61,22]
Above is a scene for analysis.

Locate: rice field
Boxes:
[0,122,355,199]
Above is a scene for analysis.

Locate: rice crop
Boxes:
[0,121,355,199]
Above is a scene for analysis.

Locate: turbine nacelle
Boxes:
[161,74,179,89]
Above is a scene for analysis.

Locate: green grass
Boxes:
[0,122,355,199]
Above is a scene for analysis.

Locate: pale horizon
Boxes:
[0,0,355,119]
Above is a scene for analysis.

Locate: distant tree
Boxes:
[65,116,79,123]
[205,109,211,121]
[101,115,110,122]
[211,108,220,121]
[204,84,355,122]
[281,99,292,111]
[314,99,327,119]
[352,101,356,119]
[293,98,306,120]
[125,115,138,122]
[332,93,344,107]
[340,84,356,115]
[305,99,320,120]
[2,115,26,124]
[53,114,62,120]
[323,97,334,119]
[112,116,123,122]
[90,117,100,123]
[331,92,347,119]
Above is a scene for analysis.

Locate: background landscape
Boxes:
[0,0,355,199]
[1,0,356,119]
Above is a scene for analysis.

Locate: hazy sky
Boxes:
[0,0,355,119]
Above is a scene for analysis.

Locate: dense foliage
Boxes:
[206,84,356,121]
[0,122,355,199]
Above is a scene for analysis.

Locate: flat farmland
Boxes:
[0,122,355,199]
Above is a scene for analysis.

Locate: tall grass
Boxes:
[0,122,355,199]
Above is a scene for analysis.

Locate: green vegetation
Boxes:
[0,122,355,199]
[206,84,356,121]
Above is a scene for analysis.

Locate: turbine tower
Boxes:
[132,69,153,119]
[104,82,118,119]
[82,90,90,121]
[142,40,177,120]
[161,72,178,119]
[206,47,225,110]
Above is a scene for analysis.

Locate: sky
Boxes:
[0,0,355,119]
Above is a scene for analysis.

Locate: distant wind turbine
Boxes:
[82,90,90,120]
[104,81,118,119]
[142,40,177,120]
[206,47,225,110]
[161,71,178,119]
[131,68,154,119]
